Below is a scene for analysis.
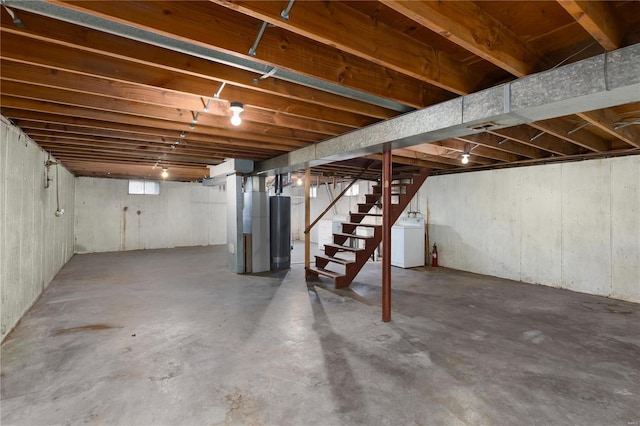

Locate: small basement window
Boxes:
[345,184,359,197]
[309,186,317,198]
[128,180,160,195]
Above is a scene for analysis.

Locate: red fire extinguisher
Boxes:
[431,244,438,267]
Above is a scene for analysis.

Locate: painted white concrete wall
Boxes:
[1,118,75,341]
[288,180,374,243]
[75,177,226,253]
[420,156,640,302]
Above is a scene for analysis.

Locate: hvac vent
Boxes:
[468,121,499,131]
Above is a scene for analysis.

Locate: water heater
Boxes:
[270,195,291,270]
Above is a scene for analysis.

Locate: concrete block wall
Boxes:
[74,177,226,253]
[419,156,640,302]
[1,118,75,341]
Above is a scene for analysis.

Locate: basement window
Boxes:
[345,184,359,197]
[128,180,160,195]
[309,186,317,198]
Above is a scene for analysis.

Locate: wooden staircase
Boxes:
[306,168,431,288]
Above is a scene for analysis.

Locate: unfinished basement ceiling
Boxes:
[1,1,639,181]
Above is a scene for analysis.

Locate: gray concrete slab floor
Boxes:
[1,245,639,425]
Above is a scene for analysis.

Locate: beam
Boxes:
[394,147,474,167]
[19,125,293,154]
[22,133,275,160]
[211,0,482,94]
[578,109,640,149]
[455,132,547,159]
[365,154,453,171]
[556,1,636,150]
[56,160,208,181]
[0,78,349,137]
[398,145,495,166]
[255,44,640,174]
[443,139,520,163]
[381,0,630,156]
[529,119,610,153]
[0,93,328,143]
[2,60,376,130]
[0,9,398,119]
[488,126,580,156]
[23,0,432,108]
[381,0,546,77]
[1,109,310,149]
[557,0,626,51]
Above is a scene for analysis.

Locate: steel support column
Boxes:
[304,166,311,272]
[382,150,392,322]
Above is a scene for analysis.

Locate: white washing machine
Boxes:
[391,216,425,268]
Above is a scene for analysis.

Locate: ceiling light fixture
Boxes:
[296,178,303,186]
[461,153,470,165]
[161,167,169,178]
[230,101,244,126]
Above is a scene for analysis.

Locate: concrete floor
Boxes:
[1,245,639,425]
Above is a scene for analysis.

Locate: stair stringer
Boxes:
[308,168,431,289]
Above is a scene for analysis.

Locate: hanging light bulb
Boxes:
[230,101,244,126]
[461,153,470,164]
[161,167,169,178]
[296,177,303,186]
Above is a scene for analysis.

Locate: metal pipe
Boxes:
[567,121,589,135]
[280,0,296,21]
[323,183,338,215]
[614,119,640,130]
[530,131,545,141]
[274,173,281,195]
[253,67,278,85]
[248,21,269,57]
[382,150,392,322]
[214,82,226,99]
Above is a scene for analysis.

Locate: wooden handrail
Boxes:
[304,160,375,234]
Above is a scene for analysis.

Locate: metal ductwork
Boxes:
[255,44,640,175]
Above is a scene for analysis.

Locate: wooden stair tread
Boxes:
[315,254,352,265]
[334,232,374,239]
[324,243,364,253]
[306,266,345,279]
[372,183,407,188]
[342,222,379,227]
[392,173,422,180]
[357,203,378,208]
[351,213,382,217]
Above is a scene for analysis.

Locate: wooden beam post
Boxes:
[382,150,392,322]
